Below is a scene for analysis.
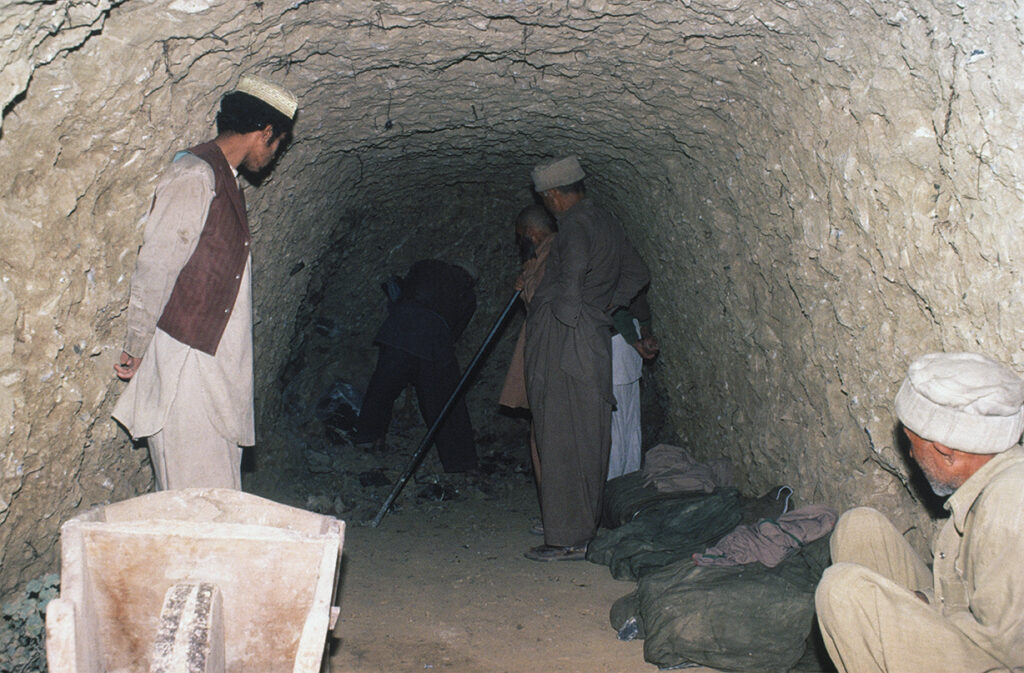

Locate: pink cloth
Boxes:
[641,443,734,493]
[694,504,838,568]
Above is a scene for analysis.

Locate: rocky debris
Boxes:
[314,380,363,445]
[254,363,532,526]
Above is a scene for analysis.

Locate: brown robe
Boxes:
[524,198,649,547]
[498,235,554,409]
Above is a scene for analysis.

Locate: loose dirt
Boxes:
[325,473,719,673]
[245,372,713,673]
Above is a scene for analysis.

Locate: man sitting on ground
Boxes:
[815,351,1024,673]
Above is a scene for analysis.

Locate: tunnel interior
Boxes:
[3,0,1024,595]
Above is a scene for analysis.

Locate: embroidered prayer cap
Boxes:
[894,352,1024,454]
[236,75,298,119]
[531,156,586,193]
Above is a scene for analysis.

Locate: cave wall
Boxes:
[3,0,1023,596]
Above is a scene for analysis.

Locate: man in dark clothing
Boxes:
[352,259,479,473]
[524,156,650,561]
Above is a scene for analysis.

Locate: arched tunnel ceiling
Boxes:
[3,0,1024,595]
[4,0,898,202]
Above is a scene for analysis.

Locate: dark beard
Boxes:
[517,235,537,263]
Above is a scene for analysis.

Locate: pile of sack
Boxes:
[589,444,837,673]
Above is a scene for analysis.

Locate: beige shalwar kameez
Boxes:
[816,446,1024,673]
[499,235,554,487]
[112,154,254,490]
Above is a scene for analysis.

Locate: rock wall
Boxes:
[3,0,1023,595]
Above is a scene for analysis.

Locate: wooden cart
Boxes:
[45,489,344,673]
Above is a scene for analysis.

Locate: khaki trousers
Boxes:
[815,507,1003,673]
[146,370,242,491]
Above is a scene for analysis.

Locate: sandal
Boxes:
[523,543,588,562]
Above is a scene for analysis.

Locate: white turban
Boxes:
[894,352,1024,454]
[531,156,585,192]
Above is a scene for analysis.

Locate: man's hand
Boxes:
[633,335,660,360]
[114,351,142,380]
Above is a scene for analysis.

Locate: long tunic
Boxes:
[524,198,649,546]
[498,235,554,409]
[934,446,1024,665]
[608,326,643,479]
[608,292,653,479]
[816,446,1024,672]
[113,153,255,448]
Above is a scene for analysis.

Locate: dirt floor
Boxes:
[326,476,688,673]
[245,359,836,673]
[243,375,717,673]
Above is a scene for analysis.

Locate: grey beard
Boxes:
[922,471,956,497]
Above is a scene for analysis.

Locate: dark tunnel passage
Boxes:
[248,193,674,524]
[3,0,1024,602]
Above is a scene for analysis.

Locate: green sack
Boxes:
[587,488,744,580]
[602,470,716,529]
[620,536,831,673]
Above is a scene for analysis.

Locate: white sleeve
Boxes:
[123,156,214,356]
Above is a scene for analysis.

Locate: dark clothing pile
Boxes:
[588,485,745,580]
[353,260,478,473]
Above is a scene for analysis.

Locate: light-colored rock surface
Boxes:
[3,0,1024,598]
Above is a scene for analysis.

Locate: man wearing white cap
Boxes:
[815,352,1024,672]
[112,75,298,490]
[523,156,649,561]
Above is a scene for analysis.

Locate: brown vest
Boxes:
[155,141,251,355]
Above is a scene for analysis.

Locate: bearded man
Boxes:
[816,352,1024,673]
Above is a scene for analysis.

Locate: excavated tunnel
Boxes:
[3,0,1024,598]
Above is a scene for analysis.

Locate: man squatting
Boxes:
[112,75,298,490]
[816,352,1024,673]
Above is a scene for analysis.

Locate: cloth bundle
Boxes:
[641,443,734,493]
[693,504,838,568]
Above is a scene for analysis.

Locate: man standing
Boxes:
[815,352,1024,673]
[607,290,659,480]
[351,259,479,474]
[113,75,298,490]
[524,156,649,561]
[499,205,557,513]
[499,204,557,413]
